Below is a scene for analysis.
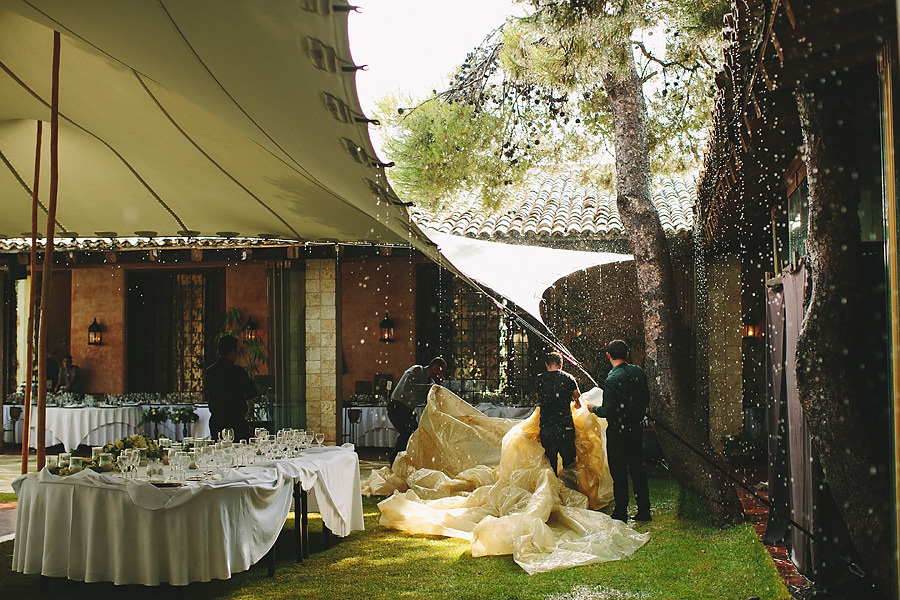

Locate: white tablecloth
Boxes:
[342,406,400,447]
[11,446,364,586]
[6,405,142,452]
[343,404,534,447]
[473,404,535,419]
[3,404,211,449]
[141,406,212,441]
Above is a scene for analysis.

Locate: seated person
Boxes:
[54,355,81,393]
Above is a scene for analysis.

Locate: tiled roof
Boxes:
[411,174,696,242]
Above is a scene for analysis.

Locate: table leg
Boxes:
[301,487,309,559]
[294,482,303,562]
[293,482,309,561]
[40,575,49,591]
[323,524,333,549]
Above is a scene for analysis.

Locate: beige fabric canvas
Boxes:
[364,386,649,574]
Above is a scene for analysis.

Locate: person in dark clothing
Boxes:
[586,339,651,523]
[54,355,82,394]
[204,335,257,442]
[387,357,447,465]
[535,351,581,474]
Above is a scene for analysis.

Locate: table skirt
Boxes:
[10,446,365,586]
[342,404,533,447]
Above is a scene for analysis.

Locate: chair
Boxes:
[347,408,361,445]
[3,405,23,448]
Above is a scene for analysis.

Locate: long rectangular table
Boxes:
[11,446,364,586]
[342,404,534,447]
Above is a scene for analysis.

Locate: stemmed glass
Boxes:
[219,428,234,443]
[173,451,190,482]
[116,453,130,478]
[315,432,325,447]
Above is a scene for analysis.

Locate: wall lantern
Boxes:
[379,313,395,343]
[741,323,764,339]
[244,316,258,343]
[88,318,102,346]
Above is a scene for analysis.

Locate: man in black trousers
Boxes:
[585,339,651,523]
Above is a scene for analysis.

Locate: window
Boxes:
[127,270,223,395]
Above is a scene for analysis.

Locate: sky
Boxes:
[347,0,526,156]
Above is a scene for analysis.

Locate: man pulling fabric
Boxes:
[387,357,447,464]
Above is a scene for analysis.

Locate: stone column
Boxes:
[304,259,338,442]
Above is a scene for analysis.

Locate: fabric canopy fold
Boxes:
[423,228,632,325]
[0,0,441,261]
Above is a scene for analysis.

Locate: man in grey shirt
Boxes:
[387,357,447,464]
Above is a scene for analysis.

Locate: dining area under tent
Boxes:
[0,0,454,588]
[0,0,646,588]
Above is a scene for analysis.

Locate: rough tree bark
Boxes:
[795,82,892,591]
[603,58,744,525]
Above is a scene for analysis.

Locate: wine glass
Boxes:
[117,453,129,477]
[315,432,325,447]
[173,451,190,482]
[220,428,234,443]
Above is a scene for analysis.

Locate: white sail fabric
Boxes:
[423,229,632,324]
[0,0,440,262]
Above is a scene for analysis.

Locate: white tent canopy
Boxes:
[0,0,441,259]
[0,1,631,321]
[424,229,632,325]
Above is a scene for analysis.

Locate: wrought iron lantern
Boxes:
[379,313,395,343]
[88,318,102,345]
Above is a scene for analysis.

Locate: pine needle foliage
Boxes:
[376,0,730,210]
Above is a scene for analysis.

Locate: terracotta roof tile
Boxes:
[411,173,696,242]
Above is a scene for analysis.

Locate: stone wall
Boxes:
[304,259,338,443]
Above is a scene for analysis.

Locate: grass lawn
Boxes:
[0,468,790,600]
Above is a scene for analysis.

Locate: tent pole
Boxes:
[19,121,42,474]
[36,31,61,470]
[878,41,900,597]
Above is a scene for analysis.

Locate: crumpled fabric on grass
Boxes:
[364,386,650,574]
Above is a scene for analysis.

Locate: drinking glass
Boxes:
[69,456,83,472]
[46,455,58,470]
[174,450,191,481]
[315,433,325,447]
[116,454,129,477]
[220,428,234,443]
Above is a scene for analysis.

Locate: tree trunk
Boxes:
[795,82,891,591]
[603,59,744,525]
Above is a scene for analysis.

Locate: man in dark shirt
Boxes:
[535,351,581,474]
[204,335,257,442]
[586,339,651,523]
[387,357,447,464]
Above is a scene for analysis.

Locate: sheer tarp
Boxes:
[363,386,649,574]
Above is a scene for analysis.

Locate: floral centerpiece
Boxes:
[171,406,199,437]
[101,433,165,461]
[141,406,170,438]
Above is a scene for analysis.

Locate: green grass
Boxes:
[0,493,16,503]
[0,470,790,600]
